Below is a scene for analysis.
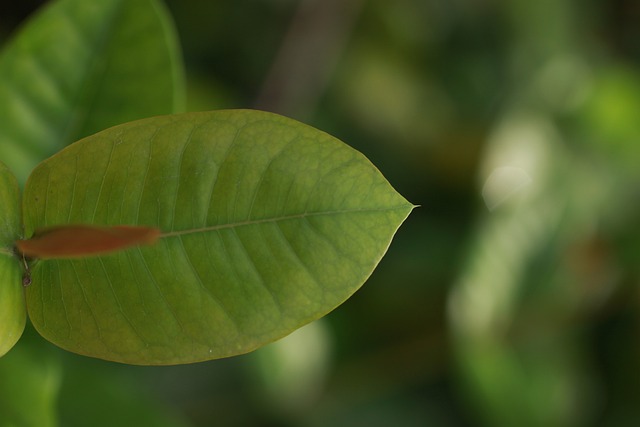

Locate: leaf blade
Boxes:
[0,0,185,183]
[0,162,26,358]
[23,110,413,364]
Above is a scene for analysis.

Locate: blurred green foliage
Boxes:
[2,0,640,426]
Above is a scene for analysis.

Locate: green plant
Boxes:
[0,0,412,369]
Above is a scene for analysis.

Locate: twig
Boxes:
[254,0,366,118]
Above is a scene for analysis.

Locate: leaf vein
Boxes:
[273,222,319,290]
[171,126,197,231]
[136,245,187,336]
[160,206,408,239]
[231,228,282,316]
[177,235,241,337]
[91,140,115,222]
[72,260,104,348]
[97,257,147,346]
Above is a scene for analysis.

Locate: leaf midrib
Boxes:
[159,205,409,239]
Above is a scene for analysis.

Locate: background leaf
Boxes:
[0,0,185,183]
[0,327,61,427]
[22,110,413,365]
[0,161,26,357]
[57,355,189,427]
[449,112,612,427]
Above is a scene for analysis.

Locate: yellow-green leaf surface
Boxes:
[0,0,184,183]
[0,162,26,357]
[23,110,413,365]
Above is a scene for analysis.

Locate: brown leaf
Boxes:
[16,225,160,259]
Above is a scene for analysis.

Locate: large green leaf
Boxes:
[0,0,185,183]
[0,161,26,358]
[22,110,413,365]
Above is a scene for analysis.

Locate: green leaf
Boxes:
[0,333,61,427]
[0,0,185,183]
[0,161,26,358]
[23,110,413,365]
[57,359,189,427]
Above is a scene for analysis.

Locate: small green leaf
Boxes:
[0,161,26,358]
[23,110,413,365]
[0,0,185,183]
